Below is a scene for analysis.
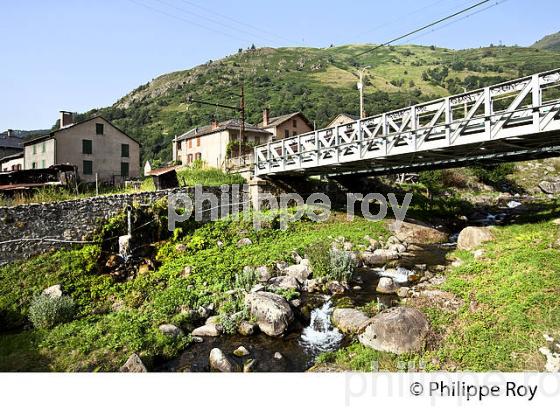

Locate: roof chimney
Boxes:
[262,108,270,127]
[59,111,75,128]
[211,117,219,130]
[6,129,14,137]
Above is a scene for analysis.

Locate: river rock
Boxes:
[539,180,560,194]
[376,277,397,294]
[119,353,147,373]
[237,238,253,247]
[273,352,283,360]
[233,346,250,357]
[284,264,311,281]
[457,226,494,250]
[175,243,187,252]
[209,348,235,372]
[396,287,410,298]
[332,308,370,334]
[306,279,322,293]
[358,307,430,354]
[255,265,272,282]
[159,324,184,338]
[238,320,257,336]
[192,323,221,337]
[361,249,399,266]
[268,275,300,290]
[245,292,294,337]
[388,243,407,254]
[42,284,62,299]
[327,280,346,295]
[388,219,449,244]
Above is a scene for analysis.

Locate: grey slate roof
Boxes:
[176,119,271,141]
[0,133,23,149]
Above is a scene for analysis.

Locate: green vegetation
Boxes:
[28,295,76,330]
[306,240,357,282]
[68,44,560,163]
[532,32,560,51]
[0,212,387,371]
[176,165,245,187]
[317,218,560,371]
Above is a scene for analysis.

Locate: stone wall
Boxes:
[0,186,250,265]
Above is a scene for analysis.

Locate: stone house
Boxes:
[23,112,140,183]
[0,152,24,172]
[258,109,313,140]
[327,113,359,129]
[172,118,271,170]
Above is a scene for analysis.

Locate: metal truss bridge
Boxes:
[254,68,560,177]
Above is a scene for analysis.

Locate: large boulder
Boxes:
[361,249,399,266]
[209,348,236,372]
[119,353,147,373]
[376,277,397,294]
[284,264,311,281]
[358,307,430,354]
[539,180,560,195]
[388,220,448,245]
[245,292,294,337]
[332,308,370,334]
[268,275,300,291]
[457,226,494,250]
[192,323,222,337]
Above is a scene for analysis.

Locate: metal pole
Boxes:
[95,173,99,196]
[240,81,245,164]
[359,70,364,119]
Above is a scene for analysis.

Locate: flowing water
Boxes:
[299,298,343,355]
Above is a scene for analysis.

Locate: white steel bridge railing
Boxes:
[254,68,560,176]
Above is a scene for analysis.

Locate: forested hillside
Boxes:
[73,44,560,163]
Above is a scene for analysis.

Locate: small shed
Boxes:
[149,166,179,190]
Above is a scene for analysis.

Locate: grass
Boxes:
[0,211,387,371]
[176,165,245,187]
[317,219,560,371]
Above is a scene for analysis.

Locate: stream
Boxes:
[154,194,538,372]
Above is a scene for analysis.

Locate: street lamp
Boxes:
[357,66,371,119]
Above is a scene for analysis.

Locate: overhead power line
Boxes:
[354,0,494,58]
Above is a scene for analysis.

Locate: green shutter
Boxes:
[121,162,129,177]
[83,160,93,175]
[121,144,129,158]
[82,140,92,154]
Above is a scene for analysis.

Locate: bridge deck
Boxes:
[254,68,560,177]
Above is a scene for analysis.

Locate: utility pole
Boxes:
[357,66,371,118]
[239,81,245,162]
[186,82,245,162]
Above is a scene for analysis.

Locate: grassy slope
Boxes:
[75,44,560,162]
[319,218,560,372]
[0,213,386,371]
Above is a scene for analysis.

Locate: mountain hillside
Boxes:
[77,44,560,163]
[532,32,560,51]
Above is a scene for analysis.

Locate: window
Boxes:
[188,139,192,149]
[293,119,297,127]
[187,154,193,164]
[42,142,46,153]
[83,160,93,175]
[32,162,37,169]
[32,145,36,154]
[284,129,290,139]
[96,123,104,135]
[196,137,201,147]
[121,144,129,158]
[41,160,46,168]
[195,153,202,161]
[292,131,297,136]
[82,139,93,154]
[120,162,129,178]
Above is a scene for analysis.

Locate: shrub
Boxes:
[234,266,258,292]
[470,163,514,186]
[28,295,76,330]
[307,241,356,282]
[329,249,357,282]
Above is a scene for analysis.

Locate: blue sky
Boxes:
[1,0,558,130]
